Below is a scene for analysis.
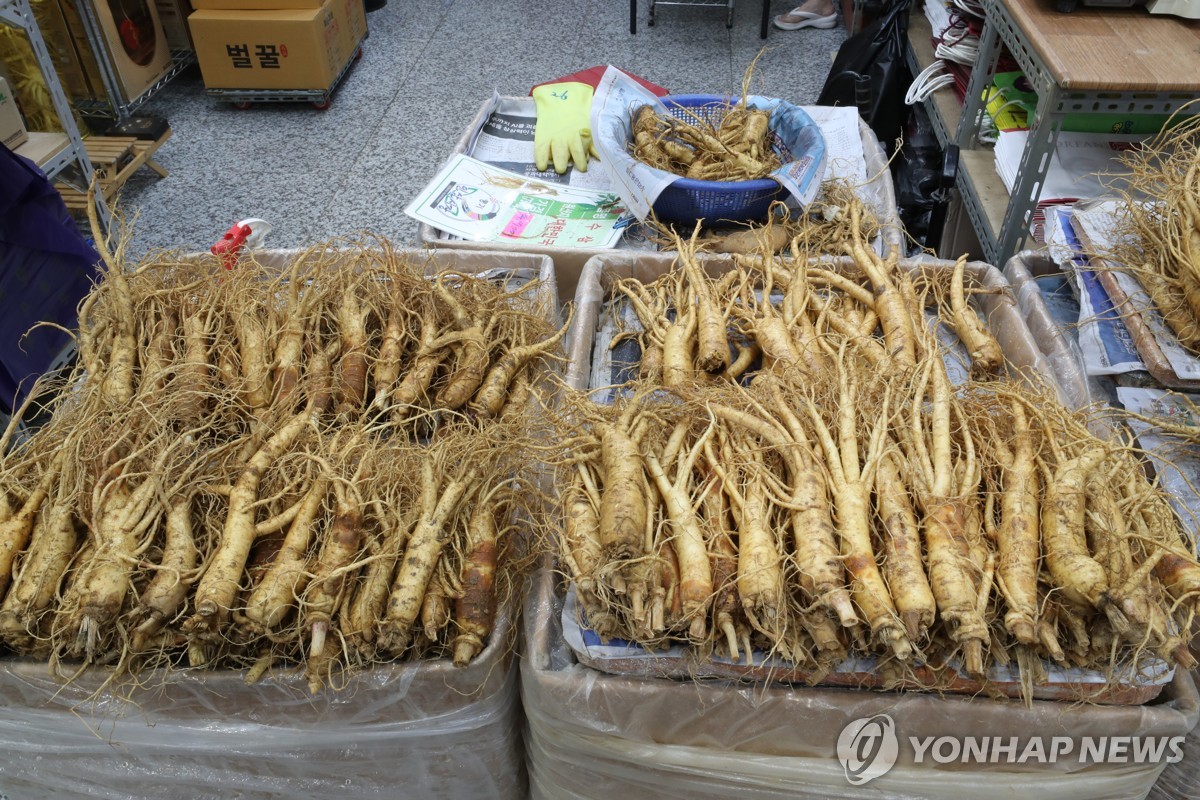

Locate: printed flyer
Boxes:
[405,154,630,248]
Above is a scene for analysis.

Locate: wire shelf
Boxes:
[75,50,197,120]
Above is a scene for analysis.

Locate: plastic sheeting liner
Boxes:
[522,567,1199,800]
[0,635,523,799]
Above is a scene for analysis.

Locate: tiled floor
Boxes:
[118,0,847,255]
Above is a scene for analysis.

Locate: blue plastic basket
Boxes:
[651,94,791,225]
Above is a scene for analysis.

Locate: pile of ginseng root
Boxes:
[630,98,781,182]
[1112,107,1200,354]
[639,183,881,257]
[629,54,782,184]
[551,199,1200,696]
[0,232,567,691]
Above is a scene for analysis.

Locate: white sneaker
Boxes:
[772,8,838,29]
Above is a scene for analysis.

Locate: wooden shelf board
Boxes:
[14,131,69,167]
[1003,0,1200,92]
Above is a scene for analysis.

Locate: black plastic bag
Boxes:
[893,101,942,250]
[892,100,959,254]
[817,0,913,154]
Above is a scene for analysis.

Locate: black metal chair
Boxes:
[630,0,770,38]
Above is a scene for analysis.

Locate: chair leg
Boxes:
[630,0,637,33]
[760,0,769,38]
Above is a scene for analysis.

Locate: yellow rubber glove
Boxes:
[533,82,598,174]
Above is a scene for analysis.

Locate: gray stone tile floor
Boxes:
[116,0,847,256]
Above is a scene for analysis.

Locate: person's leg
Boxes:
[773,0,837,29]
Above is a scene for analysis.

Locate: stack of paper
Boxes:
[993,130,1148,241]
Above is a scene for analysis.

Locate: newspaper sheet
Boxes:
[1042,203,1080,267]
[463,93,617,192]
[404,154,630,248]
[1075,267,1146,375]
[1116,386,1200,542]
[787,105,864,184]
[1072,202,1200,381]
[1052,206,1146,375]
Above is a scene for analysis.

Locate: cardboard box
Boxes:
[332,0,364,54]
[154,0,195,52]
[56,0,118,102]
[322,0,362,70]
[86,0,174,103]
[190,0,324,9]
[189,0,355,90]
[0,78,28,150]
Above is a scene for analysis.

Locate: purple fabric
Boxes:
[0,145,100,410]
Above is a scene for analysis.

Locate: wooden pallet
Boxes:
[56,128,172,214]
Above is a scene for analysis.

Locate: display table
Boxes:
[952,0,1200,267]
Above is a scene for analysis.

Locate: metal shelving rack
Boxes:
[905,10,1005,259]
[68,0,194,121]
[0,0,109,227]
[951,0,1200,268]
[1,0,94,442]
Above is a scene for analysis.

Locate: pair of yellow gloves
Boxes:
[532,82,599,175]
